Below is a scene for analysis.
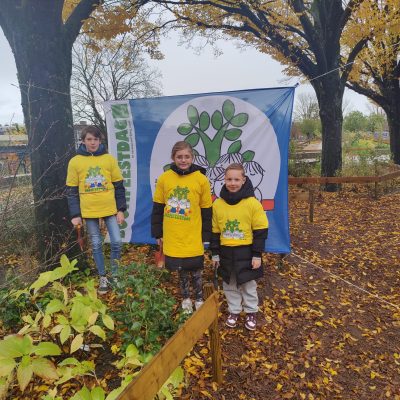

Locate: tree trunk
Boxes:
[312,76,344,191]
[382,82,400,165]
[1,3,81,264]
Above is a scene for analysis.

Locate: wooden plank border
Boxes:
[117,283,222,400]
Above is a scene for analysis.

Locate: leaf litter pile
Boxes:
[177,189,400,400]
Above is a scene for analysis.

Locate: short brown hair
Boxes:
[225,162,245,177]
[171,141,194,159]
[80,126,103,141]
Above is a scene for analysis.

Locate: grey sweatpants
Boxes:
[223,273,258,314]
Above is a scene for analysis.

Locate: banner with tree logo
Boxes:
[104,87,295,253]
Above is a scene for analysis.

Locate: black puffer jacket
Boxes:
[210,177,268,285]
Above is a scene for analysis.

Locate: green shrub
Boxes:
[111,263,181,354]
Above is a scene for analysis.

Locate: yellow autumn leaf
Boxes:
[70,333,84,354]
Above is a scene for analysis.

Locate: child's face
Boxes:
[225,169,245,193]
[83,133,101,153]
[173,149,193,171]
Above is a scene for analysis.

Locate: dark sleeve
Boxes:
[66,185,81,218]
[113,180,127,212]
[201,207,212,242]
[151,202,164,239]
[210,232,221,256]
[252,228,268,257]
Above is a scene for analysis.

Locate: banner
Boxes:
[104,87,295,253]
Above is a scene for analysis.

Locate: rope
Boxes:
[288,251,400,311]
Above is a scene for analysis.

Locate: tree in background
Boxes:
[343,110,368,132]
[294,93,321,140]
[366,113,386,133]
[346,0,400,163]
[72,34,163,134]
[294,93,320,122]
[151,0,370,189]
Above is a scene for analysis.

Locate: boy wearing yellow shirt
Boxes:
[211,163,268,331]
[66,126,126,294]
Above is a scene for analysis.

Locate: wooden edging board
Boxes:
[117,289,220,400]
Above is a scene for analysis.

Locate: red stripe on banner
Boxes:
[262,199,274,211]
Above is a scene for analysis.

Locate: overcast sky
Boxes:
[0,30,370,125]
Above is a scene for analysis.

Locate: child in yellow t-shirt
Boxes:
[66,126,126,294]
[211,163,268,331]
[151,141,212,313]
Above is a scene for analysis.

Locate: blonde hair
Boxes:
[225,162,245,177]
[171,141,194,159]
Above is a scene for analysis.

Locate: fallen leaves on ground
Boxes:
[178,188,400,399]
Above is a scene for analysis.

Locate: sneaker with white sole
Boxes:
[181,298,193,314]
[245,313,257,331]
[98,276,109,294]
[225,313,239,328]
[194,300,204,310]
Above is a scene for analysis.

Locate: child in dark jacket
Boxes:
[211,163,268,330]
[151,141,212,313]
[66,126,126,294]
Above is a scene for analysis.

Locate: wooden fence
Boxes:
[117,283,222,400]
[289,168,400,222]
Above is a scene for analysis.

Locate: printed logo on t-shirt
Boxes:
[222,219,245,240]
[84,166,107,192]
[165,186,191,221]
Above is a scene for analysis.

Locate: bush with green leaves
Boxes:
[0,334,61,392]
[0,256,186,399]
[111,263,181,354]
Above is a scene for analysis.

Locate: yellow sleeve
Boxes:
[110,155,123,182]
[212,202,220,233]
[153,174,165,203]
[66,158,79,186]
[199,175,212,208]
[252,199,269,230]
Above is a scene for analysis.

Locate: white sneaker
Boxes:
[98,276,109,294]
[181,298,193,314]
[194,300,204,310]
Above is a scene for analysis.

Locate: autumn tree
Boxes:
[346,0,400,163]
[72,34,163,133]
[151,0,369,187]
[0,0,153,263]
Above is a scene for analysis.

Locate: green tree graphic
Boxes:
[224,219,242,233]
[177,99,255,167]
[171,186,189,200]
[86,166,101,178]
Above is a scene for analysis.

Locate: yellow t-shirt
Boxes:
[153,169,212,258]
[212,197,268,246]
[66,154,123,218]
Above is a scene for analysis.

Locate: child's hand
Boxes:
[157,238,163,246]
[71,217,82,226]
[212,254,220,268]
[116,211,125,224]
[251,257,262,269]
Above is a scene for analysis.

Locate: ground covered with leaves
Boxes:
[178,188,400,400]
[1,186,400,399]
